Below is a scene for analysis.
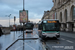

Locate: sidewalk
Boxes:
[60,31,75,38]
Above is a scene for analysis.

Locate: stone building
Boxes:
[42,0,75,32]
[42,8,56,19]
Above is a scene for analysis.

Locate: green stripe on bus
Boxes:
[42,31,59,33]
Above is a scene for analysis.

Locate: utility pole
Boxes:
[23,0,25,50]
[23,0,25,11]
[23,0,25,40]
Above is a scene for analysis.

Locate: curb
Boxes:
[42,42,46,50]
[42,42,50,50]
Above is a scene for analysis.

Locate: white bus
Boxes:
[38,19,60,39]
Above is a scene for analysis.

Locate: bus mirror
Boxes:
[59,23,61,27]
[38,27,42,30]
[38,24,42,30]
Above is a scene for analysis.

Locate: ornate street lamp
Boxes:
[5,14,11,27]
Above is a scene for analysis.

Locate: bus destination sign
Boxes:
[47,21,57,23]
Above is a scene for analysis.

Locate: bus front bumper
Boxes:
[42,34,60,38]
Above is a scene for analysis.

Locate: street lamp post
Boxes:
[23,0,25,11]
[23,0,25,50]
[5,14,11,27]
[8,14,11,27]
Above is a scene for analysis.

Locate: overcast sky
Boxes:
[0,0,53,26]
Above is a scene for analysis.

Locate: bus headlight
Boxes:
[57,33,59,34]
[56,33,60,35]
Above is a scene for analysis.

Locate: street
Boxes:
[0,0,75,50]
[0,28,75,50]
[0,28,44,50]
[44,35,75,50]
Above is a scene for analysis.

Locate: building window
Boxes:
[65,9,67,22]
[73,7,75,20]
[60,12,62,22]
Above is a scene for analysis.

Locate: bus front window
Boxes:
[43,23,60,31]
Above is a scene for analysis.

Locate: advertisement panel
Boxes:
[19,10,28,23]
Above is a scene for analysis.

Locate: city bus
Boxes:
[24,22,34,33]
[38,19,60,39]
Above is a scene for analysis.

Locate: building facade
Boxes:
[42,8,56,19]
[42,0,75,32]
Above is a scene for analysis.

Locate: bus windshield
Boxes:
[26,24,32,28]
[43,23,60,31]
[25,23,34,30]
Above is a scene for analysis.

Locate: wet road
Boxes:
[44,34,75,50]
[0,28,43,50]
[0,28,75,50]
[7,28,43,50]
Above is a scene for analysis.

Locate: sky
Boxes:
[0,0,53,26]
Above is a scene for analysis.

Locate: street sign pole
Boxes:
[14,16,16,32]
[14,16,16,25]
[23,0,25,11]
[23,22,25,50]
[23,0,25,40]
[19,0,28,49]
[23,0,25,50]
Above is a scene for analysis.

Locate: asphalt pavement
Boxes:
[7,28,43,50]
[0,28,45,50]
[0,28,75,50]
[60,32,75,38]
[44,32,75,50]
